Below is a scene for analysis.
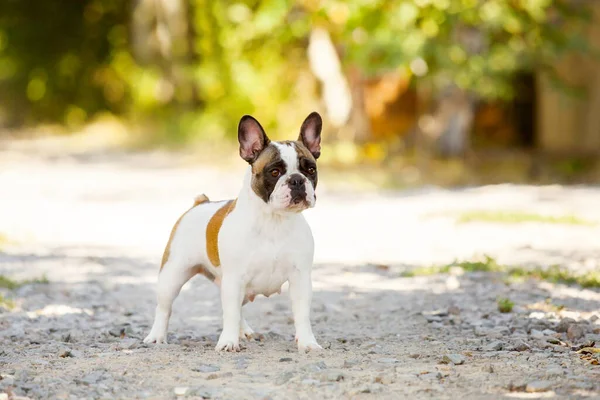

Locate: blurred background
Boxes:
[1,0,599,186]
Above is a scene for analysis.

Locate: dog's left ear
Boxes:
[238,115,270,163]
[298,112,322,160]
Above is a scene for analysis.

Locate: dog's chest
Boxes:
[243,239,295,297]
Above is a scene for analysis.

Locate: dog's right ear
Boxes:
[238,115,270,163]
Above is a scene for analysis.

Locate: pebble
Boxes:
[530,329,545,339]
[301,379,320,386]
[279,358,293,362]
[484,341,504,351]
[525,380,553,393]
[511,341,531,352]
[318,371,344,382]
[119,338,138,350]
[567,324,584,341]
[173,386,188,396]
[376,358,398,364]
[442,354,465,365]
[556,318,576,333]
[192,364,220,373]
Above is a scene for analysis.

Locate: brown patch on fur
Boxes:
[292,141,316,163]
[251,144,280,174]
[206,199,237,267]
[193,194,210,206]
[250,144,283,203]
[191,264,216,282]
[160,194,210,271]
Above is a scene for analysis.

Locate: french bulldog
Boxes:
[144,112,323,353]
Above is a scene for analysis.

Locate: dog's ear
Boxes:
[298,112,322,159]
[238,115,270,163]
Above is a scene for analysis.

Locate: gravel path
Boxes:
[1,139,599,399]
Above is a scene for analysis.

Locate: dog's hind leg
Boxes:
[239,297,256,340]
[144,261,197,344]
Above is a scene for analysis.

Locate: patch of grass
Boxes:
[457,211,594,226]
[0,293,15,309]
[497,297,514,313]
[401,255,501,277]
[402,255,600,289]
[0,274,49,290]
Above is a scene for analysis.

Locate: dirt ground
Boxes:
[1,137,599,399]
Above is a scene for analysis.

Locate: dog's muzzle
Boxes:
[288,174,307,205]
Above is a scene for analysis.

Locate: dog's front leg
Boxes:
[215,271,243,352]
[289,267,322,353]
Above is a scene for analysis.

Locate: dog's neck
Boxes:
[236,167,299,227]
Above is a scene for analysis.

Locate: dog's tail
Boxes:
[193,194,210,206]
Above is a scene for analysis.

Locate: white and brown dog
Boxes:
[144,112,323,353]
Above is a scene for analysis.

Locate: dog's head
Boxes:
[238,112,322,213]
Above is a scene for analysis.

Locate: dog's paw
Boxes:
[143,332,168,344]
[240,321,257,341]
[215,335,241,352]
[296,336,323,353]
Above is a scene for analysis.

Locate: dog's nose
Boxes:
[288,174,305,188]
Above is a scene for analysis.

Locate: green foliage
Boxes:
[0,293,14,310]
[402,255,600,289]
[322,0,592,99]
[0,0,129,127]
[0,0,594,139]
[0,274,49,290]
[497,297,514,313]
[457,210,595,225]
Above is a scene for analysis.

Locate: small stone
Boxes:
[61,333,72,343]
[301,379,319,386]
[526,380,552,393]
[442,354,465,365]
[530,329,545,339]
[425,315,443,323]
[58,349,72,358]
[546,337,561,345]
[542,329,557,336]
[319,370,345,382]
[119,338,138,350]
[108,328,125,338]
[448,306,460,315]
[275,372,294,385]
[511,341,531,352]
[508,381,527,392]
[192,364,220,373]
[279,357,293,362]
[556,318,576,333]
[376,358,398,364]
[483,364,494,373]
[173,387,189,396]
[484,341,504,351]
[302,361,327,372]
[374,375,393,385]
[0,375,15,386]
[567,325,584,341]
[590,315,599,323]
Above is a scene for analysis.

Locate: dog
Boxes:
[144,112,323,353]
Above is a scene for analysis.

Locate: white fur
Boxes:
[144,143,321,353]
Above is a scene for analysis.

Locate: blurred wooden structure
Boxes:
[536,2,600,155]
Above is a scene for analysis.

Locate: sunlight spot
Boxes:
[27,304,93,318]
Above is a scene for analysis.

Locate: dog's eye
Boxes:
[307,167,316,175]
[270,169,281,178]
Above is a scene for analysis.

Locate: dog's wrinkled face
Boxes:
[238,112,322,212]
